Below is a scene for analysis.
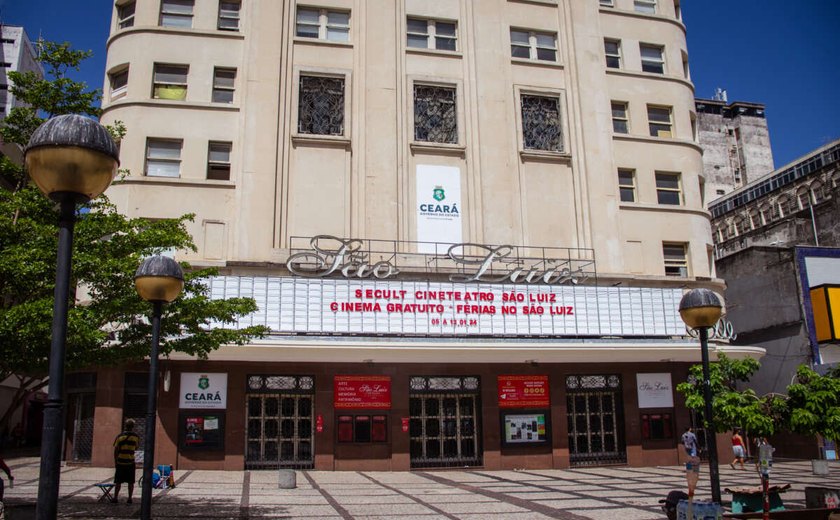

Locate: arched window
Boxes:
[797,186,811,210]
[748,209,759,230]
[758,204,770,226]
[811,181,825,204]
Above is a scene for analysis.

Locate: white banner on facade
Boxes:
[179,373,228,409]
[416,165,462,253]
[636,373,674,408]
[208,276,684,338]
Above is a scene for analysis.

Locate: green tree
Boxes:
[785,365,840,441]
[0,40,268,431]
[676,353,780,437]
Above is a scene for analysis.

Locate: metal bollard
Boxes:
[278,469,296,489]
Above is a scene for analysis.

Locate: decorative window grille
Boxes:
[246,375,314,470]
[520,94,564,152]
[298,76,345,136]
[413,85,457,144]
[566,374,625,466]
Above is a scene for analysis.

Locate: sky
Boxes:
[2,0,838,168]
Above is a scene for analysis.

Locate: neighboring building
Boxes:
[710,140,840,456]
[84,0,760,471]
[696,94,774,203]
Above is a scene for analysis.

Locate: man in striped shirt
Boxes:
[112,419,140,503]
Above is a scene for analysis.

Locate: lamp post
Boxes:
[134,255,184,520]
[679,288,724,505]
[25,115,119,520]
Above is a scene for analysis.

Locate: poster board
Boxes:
[179,411,225,450]
[500,410,550,446]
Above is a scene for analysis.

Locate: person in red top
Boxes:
[730,428,746,470]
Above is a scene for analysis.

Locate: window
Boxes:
[337,415,387,443]
[407,18,457,51]
[207,142,232,180]
[715,189,725,195]
[159,0,194,28]
[296,7,350,42]
[218,1,241,31]
[663,243,687,277]
[414,84,457,144]
[510,29,557,61]
[145,139,182,178]
[641,413,673,440]
[153,64,188,100]
[604,39,621,69]
[647,105,672,137]
[635,0,657,14]
[109,68,129,100]
[599,0,614,6]
[656,172,682,205]
[618,169,635,202]
[640,44,665,74]
[212,68,236,103]
[611,101,628,133]
[117,2,136,29]
[298,75,345,136]
[521,94,563,152]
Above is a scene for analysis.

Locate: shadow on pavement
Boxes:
[3,498,292,519]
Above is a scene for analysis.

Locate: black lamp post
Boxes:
[25,115,119,520]
[679,288,724,505]
[134,255,184,520]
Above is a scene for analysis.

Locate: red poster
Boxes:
[334,375,392,409]
[316,414,324,433]
[498,375,550,408]
[401,417,409,433]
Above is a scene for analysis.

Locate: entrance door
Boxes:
[566,374,626,466]
[245,375,314,469]
[409,376,482,469]
[70,393,96,462]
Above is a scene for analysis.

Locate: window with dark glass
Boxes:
[118,2,136,29]
[298,75,345,136]
[207,141,232,180]
[647,105,672,137]
[611,101,628,133]
[407,18,457,51]
[109,68,129,99]
[618,169,635,202]
[337,415,387,443]
[159,0,194,28]
[604,39,621,68]
[212,68,236,103]
[641,413,673,440]
[520,94,563,152]
[218,1,241,31]
[510,29,557,61]
[640,44,665,74]
[414,84,457,144]
[655,172,682,205]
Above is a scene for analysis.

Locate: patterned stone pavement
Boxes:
[2,456,839,519]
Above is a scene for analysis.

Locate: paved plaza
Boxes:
[2,456,839,519]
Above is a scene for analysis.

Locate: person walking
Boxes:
[730,429,746,470]
[112,419,140,504]
[681,426,701,498]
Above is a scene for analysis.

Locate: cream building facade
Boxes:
[81,0,760,472]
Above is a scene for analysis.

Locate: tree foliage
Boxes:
[676,353,779,437]
[786,365,840,441]
[0,40,268,430]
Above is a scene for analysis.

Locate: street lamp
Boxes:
[679,288,724,505]
[134,255,184,520]
[25,114,119,520]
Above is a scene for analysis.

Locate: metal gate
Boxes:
[122,372,149,455]
[245,375,314,469]
[66,372,97,463]
[409,376,482,469]
[566,374,626,466]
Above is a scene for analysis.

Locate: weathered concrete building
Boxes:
[71,0,761,472]
[711,140,840,404]
[696,97,774,203]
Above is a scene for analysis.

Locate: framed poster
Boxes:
[179,411,225,450]
[500,410,551,447]
[636,373,674,409]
